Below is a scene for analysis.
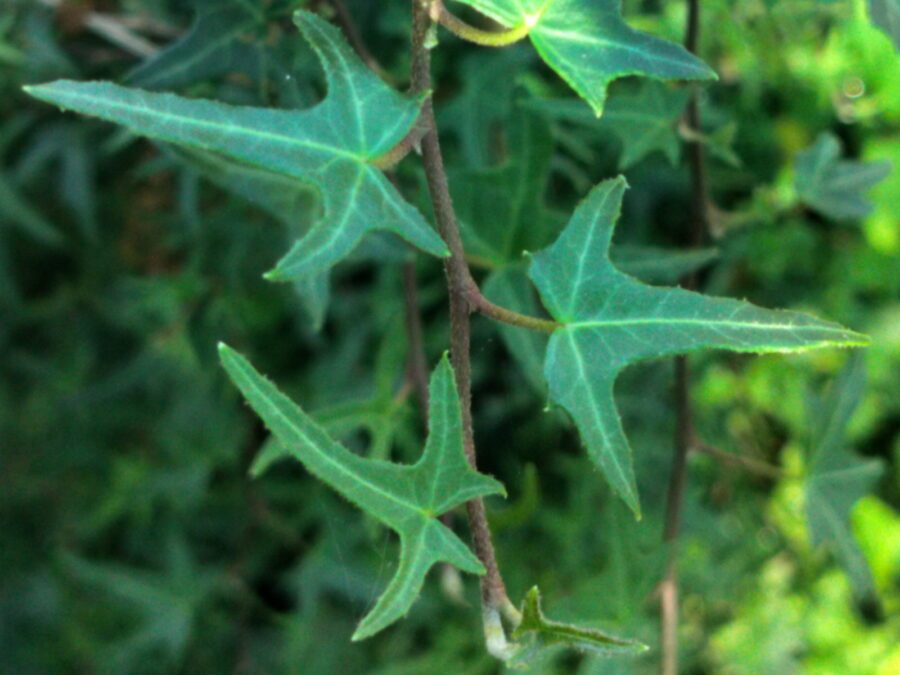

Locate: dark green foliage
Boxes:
[1,0,897,673]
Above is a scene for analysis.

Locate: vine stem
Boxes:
[661,1,707,673]
[429,0,532,47]
[410,0,510,615]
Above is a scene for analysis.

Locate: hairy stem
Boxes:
[410,0,509,611]
[661,1,706,673]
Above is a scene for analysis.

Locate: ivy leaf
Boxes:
[600,82,690,169]
[804,354,883,600]
[127,0,267,89]
[528,177,867,515]
[611,244,717,284]
[450,0,715,115]
[525,81,691,169]
[795,133,892,220]
[24,11,449,288]
[165,147,331,326]
[508,587,647,667]
[218,345,505,639]
[61,537,218,669]
[0,171,64,247]
[868,0,900,50]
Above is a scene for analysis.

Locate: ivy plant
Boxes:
[23,0,880,669]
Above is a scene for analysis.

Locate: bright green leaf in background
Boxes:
[795,132,892,220]
[529,177,868,515]
[868,0,900,49]
[218,345,505,639]
[24,11,448,294]
[804,354,883,600]
[450,0,715,115]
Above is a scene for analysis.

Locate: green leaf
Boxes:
[868,0,900,50]
[804,354,883,599]
[24,11,449,287]
[127,0,265,89]
[166,146,330,326]
[450,0,715,115]
[0,171,64,246]
[795,133,892,220]
[611,244,717,284]
[528,177,867,515]
[61,537,218,668]
[599,82,690,169]
[508,587,647,666]
[218,345,505,639]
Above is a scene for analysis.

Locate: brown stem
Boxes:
[403,262,431,428]
[661,2,706,674]
[410,0,509,611]
[693,440,783,479]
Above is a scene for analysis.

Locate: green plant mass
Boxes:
[3,0,898,673]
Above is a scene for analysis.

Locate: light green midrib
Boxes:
[564,316,861,338]
[29,85,362,162]
[227,351,428,518]
[563,330,634,501]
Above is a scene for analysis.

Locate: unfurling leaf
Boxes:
[795,133,892,220]
[450,0,715,115]
[804,354,883,600]
[529,177,867,515]
[508,587,646,667]
[218,345,505,639]
[24,11,448,290]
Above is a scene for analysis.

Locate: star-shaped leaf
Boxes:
[218,345,505,639]
[451,0,715,115]
[804,354,883,599]
[24,11,449,287]
[795,133,892,220]
[528,177,867,515]
[455,109,718,394]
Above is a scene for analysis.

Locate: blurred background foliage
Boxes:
[0,0,897,673]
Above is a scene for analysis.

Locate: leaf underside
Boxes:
[218,346,505,639]
[529,177,868,516]
[24,11,448,296]
[451,0,715,115]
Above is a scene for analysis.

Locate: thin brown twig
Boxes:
[403,262,431,427]
[410,0,510,621]
[661,2,706,673]
[693,440,783,479]
[37,0,160,58]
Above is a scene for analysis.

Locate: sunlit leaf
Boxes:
[450,0,715,115]
[868,0,900,50]
[529,177,867,514]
